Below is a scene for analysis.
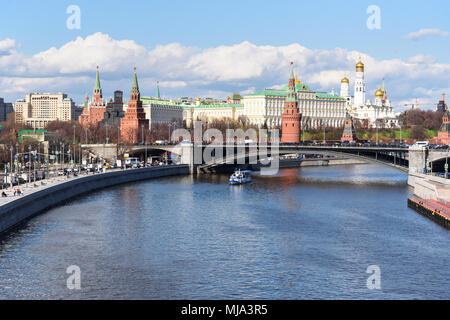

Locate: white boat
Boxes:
[228,169,252,185]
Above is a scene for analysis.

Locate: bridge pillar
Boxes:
[179,144,196,174]
[408,146,427,174]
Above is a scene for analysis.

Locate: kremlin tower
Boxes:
[79,66,107,127]
[120,68,149,144]
[438,99,450,145]
[341,112,357,143]
[281,62,302,143]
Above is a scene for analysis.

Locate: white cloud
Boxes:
[0,38,21,55]
[0,32,449,112]
[404,28,450,40]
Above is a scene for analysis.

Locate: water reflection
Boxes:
[0,164,448,299]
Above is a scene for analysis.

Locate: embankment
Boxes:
[0,165,189,234]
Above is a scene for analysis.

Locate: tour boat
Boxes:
[228,169,252,185]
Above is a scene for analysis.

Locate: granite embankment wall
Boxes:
[408,172,450,204]
[278,158,367,168]
[0,165,189,234]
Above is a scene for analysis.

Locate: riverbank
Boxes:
[0,165,189,235]
[278,157,367,168]
[407,172,450,229]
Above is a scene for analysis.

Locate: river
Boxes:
[0,164,448,299]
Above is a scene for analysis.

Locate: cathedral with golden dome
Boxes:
[340,60,398,128]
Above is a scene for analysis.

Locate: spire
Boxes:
[289,61,295,80]
[286,61,297,102]
[132,67,139,93]
[156,81,161,99]
[443,92,446,104]
[94,66,101,90]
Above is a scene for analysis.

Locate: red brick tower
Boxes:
[438,105,450,145]
[79,66,107,127]
[281,62,302,143]
[341,112,357,142]
[120,67,149,144]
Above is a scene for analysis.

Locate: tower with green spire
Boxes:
[438,105,450,145]
[156,81,161,99]
[281,62,302,143]
[92,66,104,106]
[120,67,149,144]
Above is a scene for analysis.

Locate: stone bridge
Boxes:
[82,143,450,175]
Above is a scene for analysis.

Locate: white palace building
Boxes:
[184,72,348,129]
[182,61,399,130]
[340,60,398,128]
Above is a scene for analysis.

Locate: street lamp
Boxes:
[15,142,19,188]
[28,145,31,186]
[141,124,147,166]
[9,146,13,190]
[321,120,326,145]
[60,142,63,173]
[73,125,76,165]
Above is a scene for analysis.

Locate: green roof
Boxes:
[140,97,178,106]
[247,89,286,97]
[316,92,345,100]
[182,103,244,109]
[18,129,48,136]
[283,83,312,91]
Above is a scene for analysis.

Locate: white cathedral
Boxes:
[340,60,398,128]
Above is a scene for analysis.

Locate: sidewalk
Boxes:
[0,169,123,207]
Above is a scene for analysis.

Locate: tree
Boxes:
[410,125,426,140]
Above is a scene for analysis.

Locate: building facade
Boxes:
[14,93,76,129]
[140,97,183,129]
[183,101,244,128]
[0,97,14,122]
[101,90,124,126]
[243,75,347,129]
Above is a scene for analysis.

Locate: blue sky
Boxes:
[0,0,449,110]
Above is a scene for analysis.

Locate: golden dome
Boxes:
[341,77,349,83]
[196,97,200,101]
[375,88,384,98]
[356,60,364,72]
[295,74,301,85]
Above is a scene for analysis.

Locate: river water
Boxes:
[0,164,448,299]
